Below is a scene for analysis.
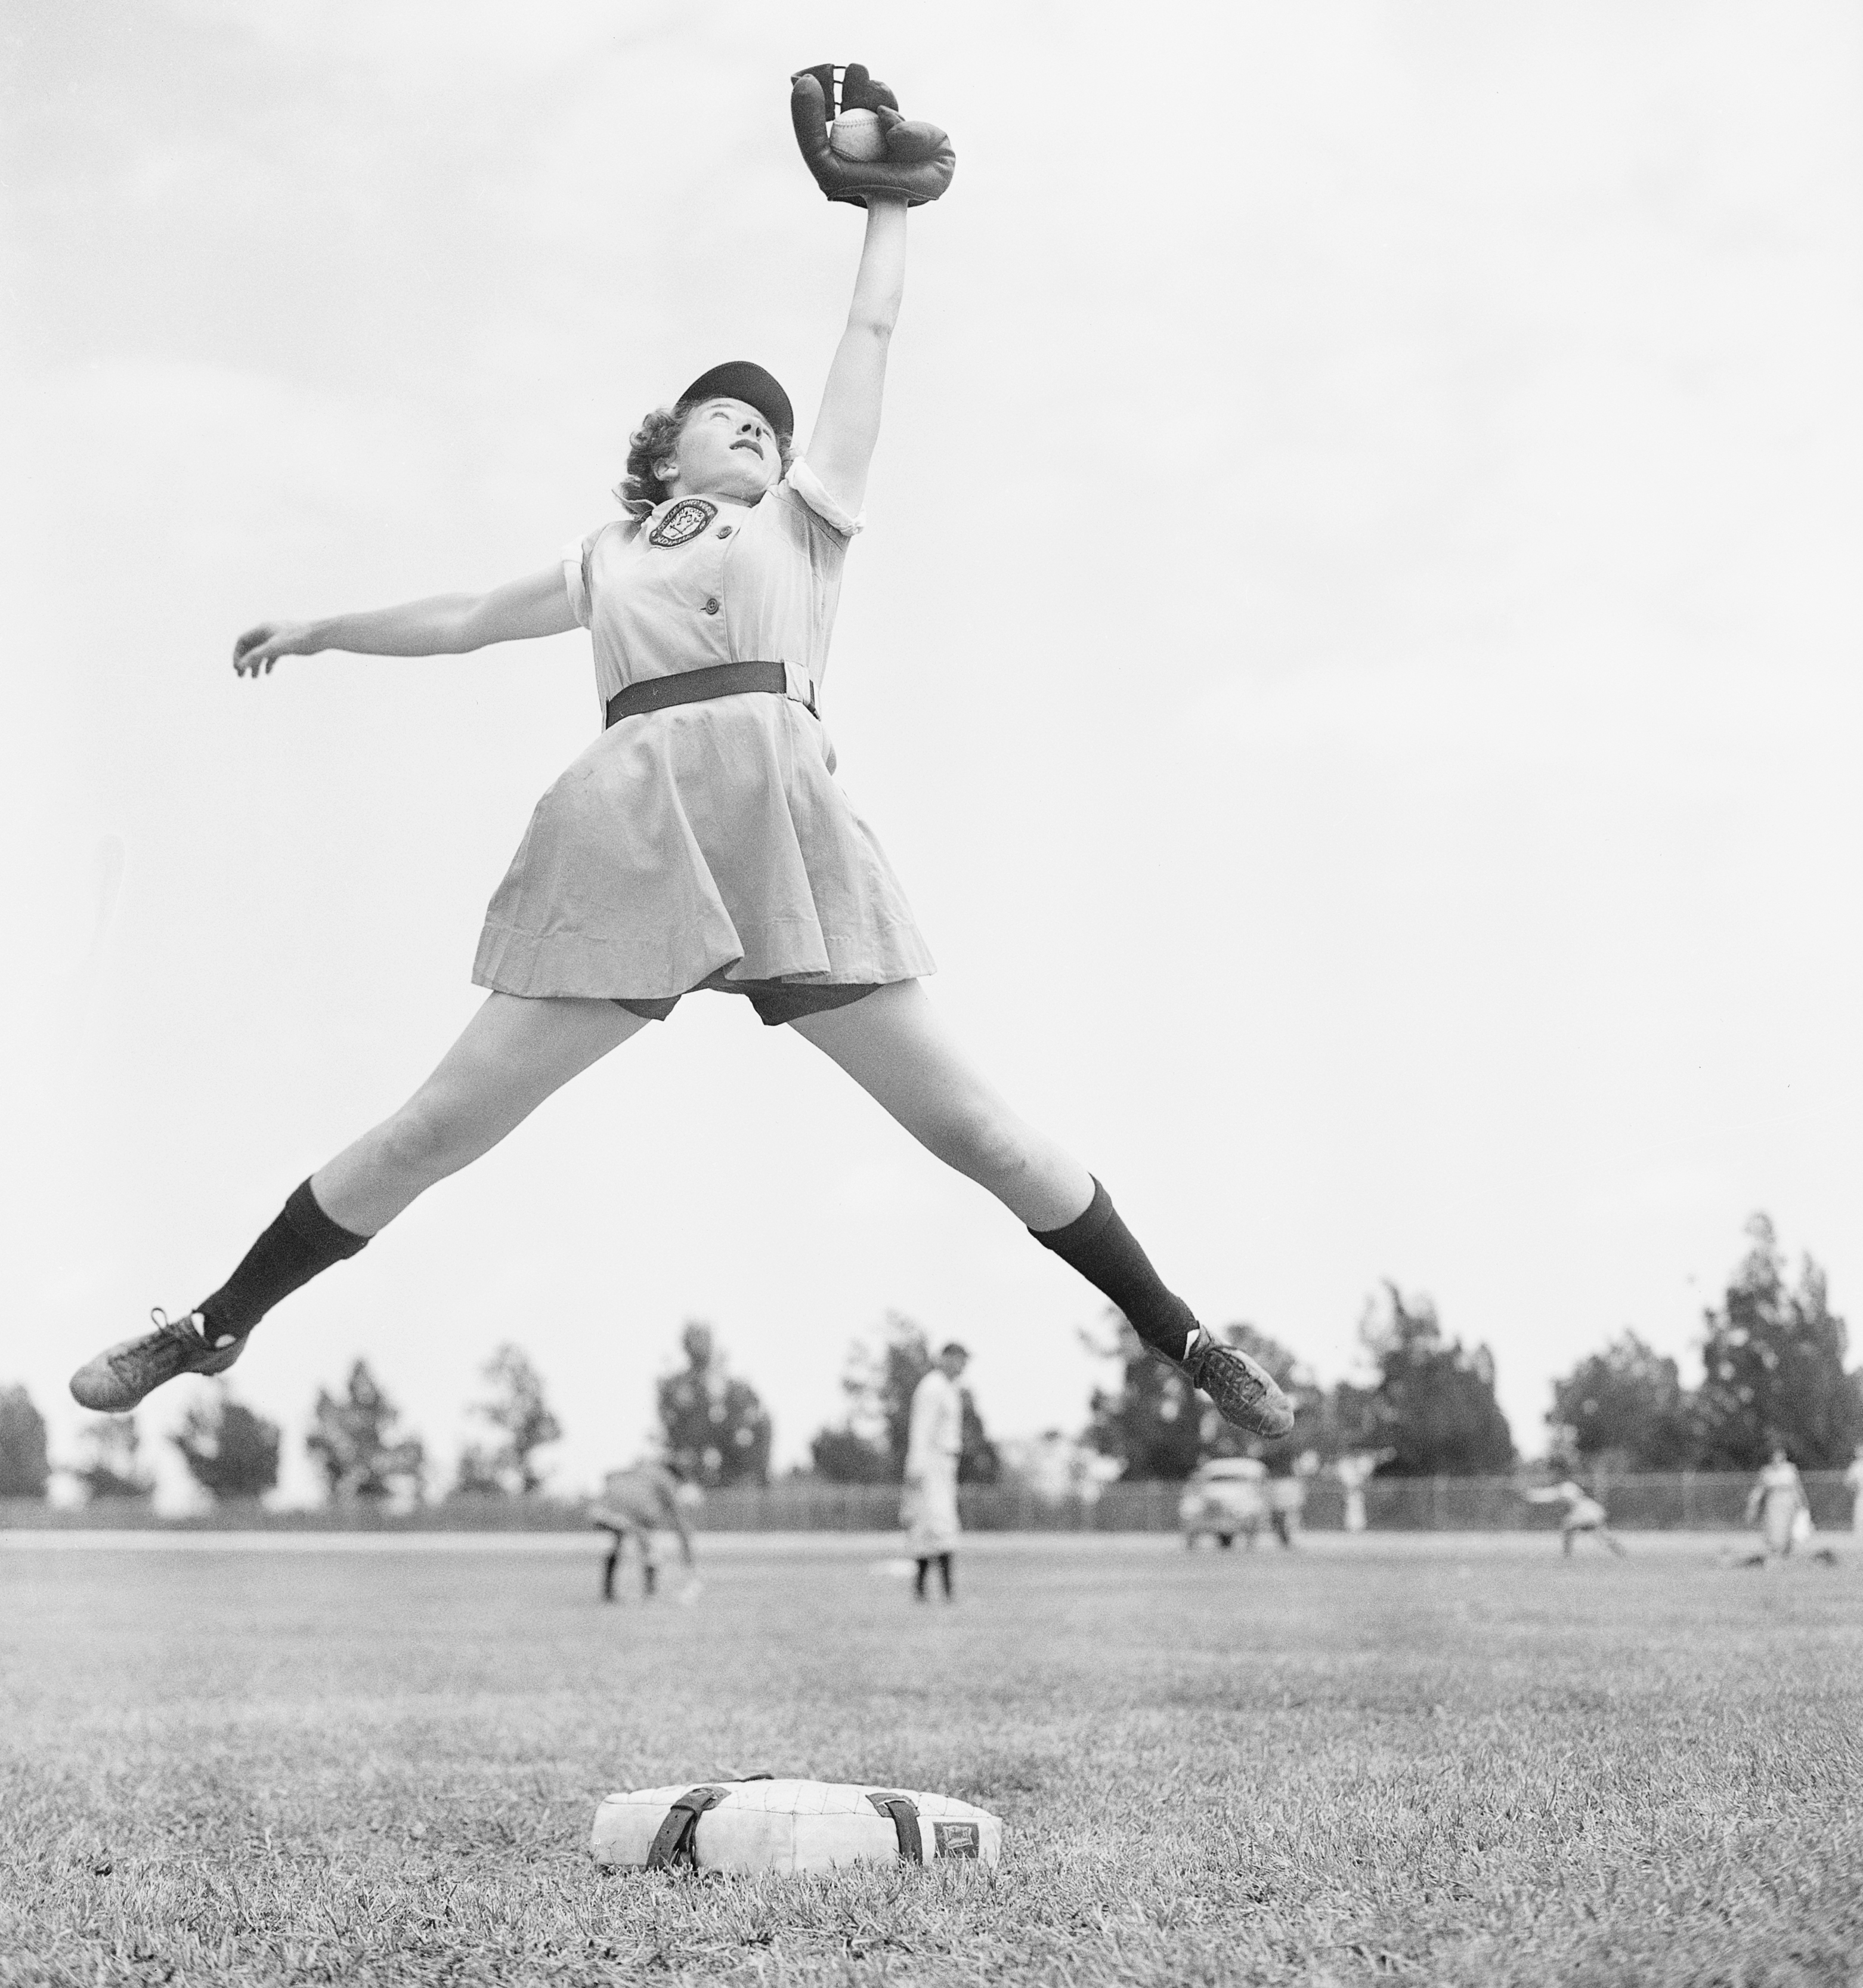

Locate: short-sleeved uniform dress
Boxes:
[902,1366,963,1554]
[472,461,933,1021]
[1754,1459,1805,1554]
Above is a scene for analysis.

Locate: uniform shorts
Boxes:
[612,978,880,1028]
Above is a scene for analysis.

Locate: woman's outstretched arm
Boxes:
[232,564,578,676]
[804,197,908,519]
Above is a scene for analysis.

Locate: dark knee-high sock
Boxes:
[914,1557,929,1599]
[194,1179,369,1347]
[1030,1179,1197,1361]
[937,1552,953,1599]
[602,1545,620,1601]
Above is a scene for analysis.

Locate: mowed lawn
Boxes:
[2,1532,1859,1988]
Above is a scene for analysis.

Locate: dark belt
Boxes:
[604,660,812,731]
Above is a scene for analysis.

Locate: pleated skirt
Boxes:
[472,695,934,1000]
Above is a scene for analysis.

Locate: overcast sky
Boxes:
[5,1,1859,1508]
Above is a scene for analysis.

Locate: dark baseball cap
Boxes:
[679,361,794,441]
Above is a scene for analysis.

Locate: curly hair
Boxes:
[615,398,794,518]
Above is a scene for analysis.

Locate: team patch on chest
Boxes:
[649,499,719,548]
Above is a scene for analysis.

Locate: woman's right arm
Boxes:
[233,564,578,677]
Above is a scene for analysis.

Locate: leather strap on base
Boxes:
[645,1785,731,1870]
[865,1791,924,1864]
[605,660,812,731]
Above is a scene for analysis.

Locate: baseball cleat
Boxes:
[1160,1334,1295,1439]
[69,1307,243,1412]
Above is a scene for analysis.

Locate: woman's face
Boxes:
[661,397,781,502]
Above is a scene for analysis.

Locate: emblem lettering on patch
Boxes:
[649,498,719,548]
[933,1821,980,1859]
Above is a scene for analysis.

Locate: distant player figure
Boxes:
[903,1342,967,1601]
[592,1458,700,1603]
[1744,1446,1805,1562]
[1267,1453,1319,1548]
[1333,1450,1393,1534]
[1845,1444,1863,1536]
[1524,1479,1626,1557]
[1736,1446,1837,1567]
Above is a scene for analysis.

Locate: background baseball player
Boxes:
[592,1458,701,1603]
[1524,1479,1627,1557]
[1731,1446,1837,1566]
[903,1341,968,1601]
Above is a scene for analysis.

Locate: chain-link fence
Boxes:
[2,1471,1856,1533]
[686,1471,1860,1533]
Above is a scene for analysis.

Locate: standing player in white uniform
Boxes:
[67,64,1293,1457]
[903,1343,968,1601]
[1744,1448,1807,1559]
[1333,1450,1393,1534]
[1524,1479,1626,1557]
[1733,1446,1836,1565]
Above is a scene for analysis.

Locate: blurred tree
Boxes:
[809,1315,1000,1484]
[808,1424,892,1483]
[448,1443,510,1499]
[0,1384,50,1499]
[957,1392,1001,1486]
[73,1415,154,1501]
[656,1322,772,1488]
[305,1361,426,1504]
[468,1343,563,1495]
[1547,1330,1698,1471]
[171,1392,282,1502]
[1358,1284,1515,1476]
[1084,1317,1314,1479]
[1084,1318,1202,1480]
[1309,1378,1384,1463]
[1693,1214,1861,1471]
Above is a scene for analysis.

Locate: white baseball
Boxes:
[828,109,886,162]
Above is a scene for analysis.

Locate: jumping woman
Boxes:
[70,64,1293,1446]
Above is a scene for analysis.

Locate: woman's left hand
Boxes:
[233,621,316,676]
[790,64,955,208]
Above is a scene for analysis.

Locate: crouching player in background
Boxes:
[593,1458,702,1603]
[1524,1479,1627,1557]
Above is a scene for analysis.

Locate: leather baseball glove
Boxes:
[790,63,955,208]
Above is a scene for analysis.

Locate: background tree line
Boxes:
[3,1212,1855,1507]
[1548,1214,1861,1473]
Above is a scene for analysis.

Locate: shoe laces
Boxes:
[1197,1339,1265,1398]
[149,1306,207,1344]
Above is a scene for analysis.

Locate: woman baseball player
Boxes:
[1523,1479,1626,1558]
[69,65,1292,1449]
[592,1458,700,1604]
[1732,1445,1835,1566]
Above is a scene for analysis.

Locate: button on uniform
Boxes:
[704,596,720,615]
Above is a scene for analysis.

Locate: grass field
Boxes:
[3,1532,1859,1987]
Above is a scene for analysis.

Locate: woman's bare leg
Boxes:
[789,981,1093,1229]
[70,992,649,1411]
[314,993,648,1234]
[792,981,1294,1439]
